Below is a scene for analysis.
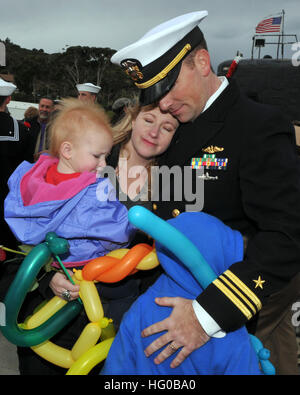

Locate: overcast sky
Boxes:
[0,0,299,70]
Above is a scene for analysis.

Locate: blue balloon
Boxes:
[128,206,217,289]
[249,335,275,375]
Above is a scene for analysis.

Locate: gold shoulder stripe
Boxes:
[224,270,262,311]
[213,279,253,320]
[135,44,192,89]
[219,275,257,314]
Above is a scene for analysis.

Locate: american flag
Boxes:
[255,15,282,33]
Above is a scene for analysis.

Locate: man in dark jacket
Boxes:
[111,11,300,374]
[24,97,54,157]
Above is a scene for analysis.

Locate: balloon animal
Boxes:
[0,231,158,374]
[1,207,275,375]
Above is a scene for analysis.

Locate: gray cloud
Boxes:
[0,0,299,70]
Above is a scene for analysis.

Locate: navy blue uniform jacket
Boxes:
[153,79,300,331]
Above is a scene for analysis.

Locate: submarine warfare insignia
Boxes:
[121,60,144,82]
[202,146,224,154]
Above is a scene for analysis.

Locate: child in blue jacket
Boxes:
[101,212,262,375]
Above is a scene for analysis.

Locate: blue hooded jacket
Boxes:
[4,155,135,267]
[101,212,262,375]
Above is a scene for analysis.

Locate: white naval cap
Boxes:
[0,78,16,96]
[111,11,208,105]
[76,82,101,94]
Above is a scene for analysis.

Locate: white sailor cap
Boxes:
[0,78,16,96]
[111,11,208,105]
[76,82,101,94]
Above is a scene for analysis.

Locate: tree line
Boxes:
[0,38,139,110]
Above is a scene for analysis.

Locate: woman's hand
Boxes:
[49,271,80,301]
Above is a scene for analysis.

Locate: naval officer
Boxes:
[111,11,300,374]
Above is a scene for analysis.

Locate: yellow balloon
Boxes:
[106,249,129,259]
[66,337,114,375]
[72,272,81,285]
[136,249,159,270]
[32,341,74,369]
[80,280,104,323]
[108,247,159,270]
[26,296,67,329]
[33,300,49,314]
[71,322,101,361]
[99,319,116,340]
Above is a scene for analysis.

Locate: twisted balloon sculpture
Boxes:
[0,232,158,374]
[0,206,275,375]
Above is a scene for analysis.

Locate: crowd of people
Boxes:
[0,10,300,376]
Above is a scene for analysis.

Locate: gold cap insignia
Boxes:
[121,60,144,82]
[202,146,224,154]
[253,276,265,289]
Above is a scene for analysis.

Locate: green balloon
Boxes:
[46,232,69,255]
[1,234,82,347]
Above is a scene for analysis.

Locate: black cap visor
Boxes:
[139,62,182,105]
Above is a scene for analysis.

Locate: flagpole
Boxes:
[277,34,280,59]
[281,9,285,59]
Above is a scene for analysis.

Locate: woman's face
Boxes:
[130,106,179,160]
